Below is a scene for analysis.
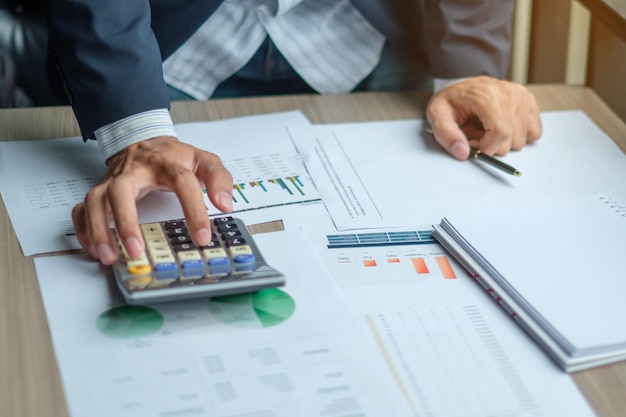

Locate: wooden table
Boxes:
[1,85,625,417]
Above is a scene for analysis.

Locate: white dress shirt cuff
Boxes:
[433,77,470,94]
[94,109,177,161]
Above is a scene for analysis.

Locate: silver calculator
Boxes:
[111,216,286,304]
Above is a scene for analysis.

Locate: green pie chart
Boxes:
[96,305,164,338]
[208,288,296,328]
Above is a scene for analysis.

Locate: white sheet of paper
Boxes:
[0,111,316,255]
[303,225,597,417]
[35,228,413,417]
[441,192,626,355]
[291,110,626,230]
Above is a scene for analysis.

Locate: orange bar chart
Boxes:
[363,259,378,267]
[435,256,457,279]
[411,258,430,274]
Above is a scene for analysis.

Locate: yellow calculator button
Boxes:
[128,262,152,275]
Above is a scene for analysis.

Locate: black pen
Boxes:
[425,128,522,177]
[469,147,522,177]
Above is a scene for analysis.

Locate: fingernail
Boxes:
[124,237,144,259]
[450,141,469,160]
[217,191,233,212]
[97,243,116,265]
[195,228,211,246]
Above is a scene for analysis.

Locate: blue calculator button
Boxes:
[208,257,230,266]
[154,262,178,271]
[234,254,256,263]
[154,263,178,280]
[155,262,177,272]
[181,260,204,279]
[182,259,204,269]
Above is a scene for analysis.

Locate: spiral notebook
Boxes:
[433,193,626,372]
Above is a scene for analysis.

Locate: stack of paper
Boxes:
[434,193,626,371]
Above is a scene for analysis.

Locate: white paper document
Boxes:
[35,229,412,417]
[435,192,626,371]
[23,108,610,417]
[0,111,317,255]
[304,225,597,417]
[291,110,626,230]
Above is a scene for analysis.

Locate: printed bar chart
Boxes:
[206,153,321,213]
[286,176,306,196]
[233,183,250,204]
[325,230,464,286]
[411,257,430,274]
[435,256,457,279]
[363,259,378,267]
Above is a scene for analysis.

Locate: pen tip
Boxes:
[514,171,522,177]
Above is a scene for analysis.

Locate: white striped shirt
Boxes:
[96,0,385,159]
[163,0,384,99]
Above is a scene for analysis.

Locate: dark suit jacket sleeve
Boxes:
[423,0,515,79]
[45,0,170,140]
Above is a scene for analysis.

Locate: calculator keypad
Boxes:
[112,216,259,293]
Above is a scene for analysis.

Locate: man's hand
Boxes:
[426,76,542,159]
[72,136,233,265]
